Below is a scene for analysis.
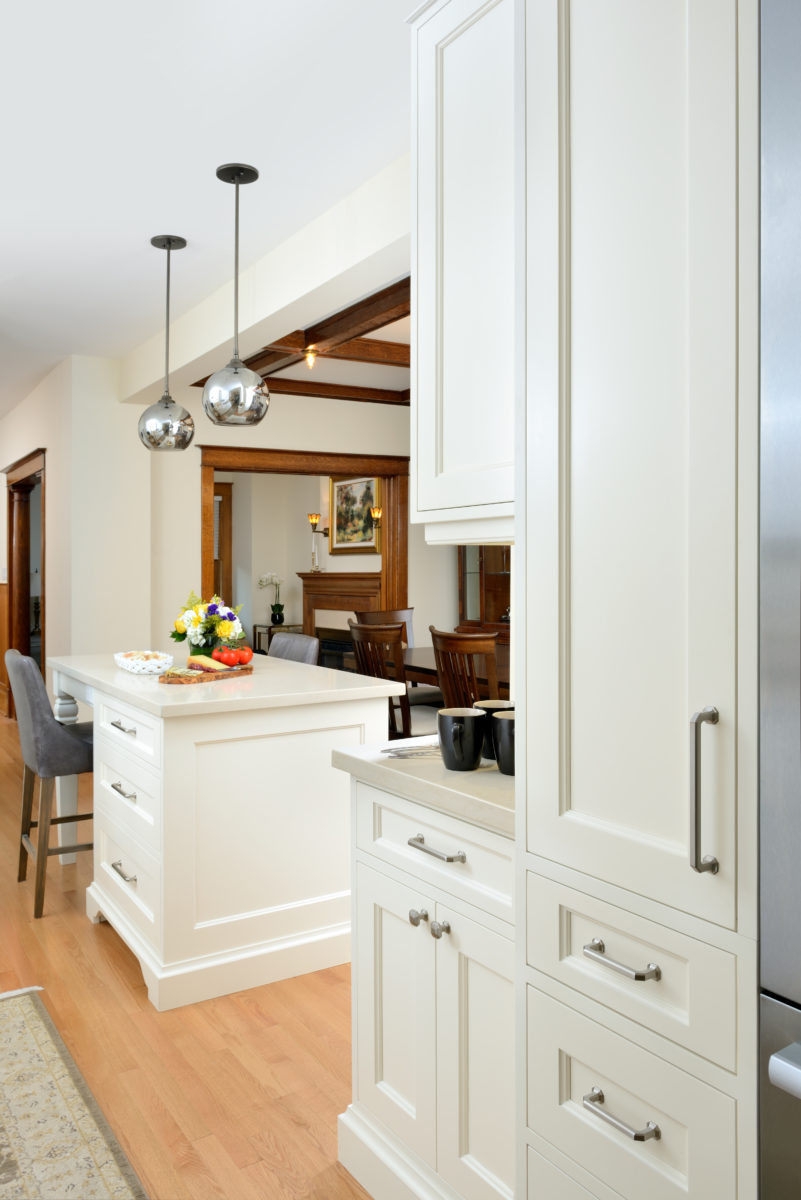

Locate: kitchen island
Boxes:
[48,652,402,1011]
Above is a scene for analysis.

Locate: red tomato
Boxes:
[237,646,254,664]
[211,647,224,661]
[220,649,238,667]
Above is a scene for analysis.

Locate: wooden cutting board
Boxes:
[159,665,254,685]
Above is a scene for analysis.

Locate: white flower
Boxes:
[258,571,281,589]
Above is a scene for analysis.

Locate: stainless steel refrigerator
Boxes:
[761,2,801,1194]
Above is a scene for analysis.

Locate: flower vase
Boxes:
[270,605,285,626]
[192,639,220,657]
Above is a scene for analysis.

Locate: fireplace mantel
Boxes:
[297,572,384,636]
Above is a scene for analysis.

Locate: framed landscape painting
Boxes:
[329,476,382,554]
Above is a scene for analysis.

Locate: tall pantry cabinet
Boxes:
[519,2,759,1198]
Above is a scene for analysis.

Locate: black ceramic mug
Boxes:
[473,699,515,759]
[492,711,515,775]
[437,708,487,772]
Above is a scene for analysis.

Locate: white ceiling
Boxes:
[0,0,413,420]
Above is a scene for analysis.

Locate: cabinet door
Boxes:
[353,863,437,1166]
[412,0,517,523]
[524,0,746,927]
[435,904,515,1200]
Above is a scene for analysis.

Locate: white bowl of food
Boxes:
[114,651,173,675]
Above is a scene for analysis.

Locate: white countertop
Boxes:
[332,737,515,838]
[48,653,403,719]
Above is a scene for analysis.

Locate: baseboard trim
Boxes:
[338,1105,460,1200]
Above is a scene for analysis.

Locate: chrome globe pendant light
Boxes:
[137,236,195,451]
[202,163,269,425]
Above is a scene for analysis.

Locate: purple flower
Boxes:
[207,603,219,614]
[226,611,235,621]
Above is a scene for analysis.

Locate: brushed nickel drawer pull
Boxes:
[431,920,451,939]
[409,908,429,926]
[111,859,137,884]
[583,938,661,982]
[110,719,137,737]
[408,834,466,864]
[689,706,719,874]
[582,1087,661,1142]
[111,782,137,803]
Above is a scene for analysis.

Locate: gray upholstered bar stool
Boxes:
[267,631,320,664]
[5,650,94,918]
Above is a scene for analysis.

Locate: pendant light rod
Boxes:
[150,235,186,396]
[215,163,259,362]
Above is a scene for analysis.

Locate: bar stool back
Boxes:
[5,650,94,918]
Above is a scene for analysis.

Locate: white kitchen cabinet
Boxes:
[335,750,516,1200]
[519,0,759,1196]
[409,0,519,545]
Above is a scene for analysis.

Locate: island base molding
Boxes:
[86,884,350,1011]
[338,1106,463,1200]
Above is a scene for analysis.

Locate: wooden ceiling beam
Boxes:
[320,337,410,367]
[303,277,411,353]
[266,378,410,407]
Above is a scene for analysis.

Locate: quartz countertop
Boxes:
[48,653,403,719]
[332,737,515,838]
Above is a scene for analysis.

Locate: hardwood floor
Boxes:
[0,715,370,1200]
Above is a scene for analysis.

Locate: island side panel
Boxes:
[154,695,388,1006]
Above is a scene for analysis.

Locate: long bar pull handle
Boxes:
[689,706,719,874]
[582,938,661,982]
[111,860,137,884]
[408,834,466,864]
[111,782,137,803]
[582,1088,661,1142]
[110,719,137,737]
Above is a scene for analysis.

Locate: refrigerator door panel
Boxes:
[760,0,801,1006]
[761,995,801,1197]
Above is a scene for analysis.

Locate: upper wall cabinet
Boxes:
[409,0,519,546]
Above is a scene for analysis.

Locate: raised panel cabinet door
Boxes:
[411,0,517,521]
[435,904,516,1200]
[353,863,437,1166]
[524,0,750,927]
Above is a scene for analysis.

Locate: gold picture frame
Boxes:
[328,476,382,554]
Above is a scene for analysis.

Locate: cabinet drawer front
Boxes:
[94,735,161,855]
[96,695,161,768]
[527,875,736,1071]
[527,1147,602,1199]
[527,988,736,1200]
[94,818,160,947]
[355,783,513,922]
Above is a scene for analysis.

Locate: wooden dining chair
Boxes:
[354,607,444,707]
[348,621,437,739]
[429,626,499,708]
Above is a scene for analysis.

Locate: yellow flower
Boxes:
[174,619,186,634]
[217,620,234,639]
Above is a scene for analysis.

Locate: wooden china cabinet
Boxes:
[457,544,511,643]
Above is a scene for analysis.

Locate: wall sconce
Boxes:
[305,345,317,369]
[308,513,323,573]
[370,505,383,530]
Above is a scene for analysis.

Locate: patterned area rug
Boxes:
[0,988,148,1199]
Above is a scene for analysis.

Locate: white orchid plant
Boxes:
[258,571,284,614]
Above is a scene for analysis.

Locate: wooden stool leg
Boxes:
[33,777,54,919]
[18,765,35,882]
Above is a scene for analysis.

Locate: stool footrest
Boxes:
[45,841,93,857]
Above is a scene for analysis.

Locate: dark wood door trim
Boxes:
[198,446,409,612]
[4,449,45,484]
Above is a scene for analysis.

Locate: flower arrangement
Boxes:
[258,571,285,625]
[171,592,244,653]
